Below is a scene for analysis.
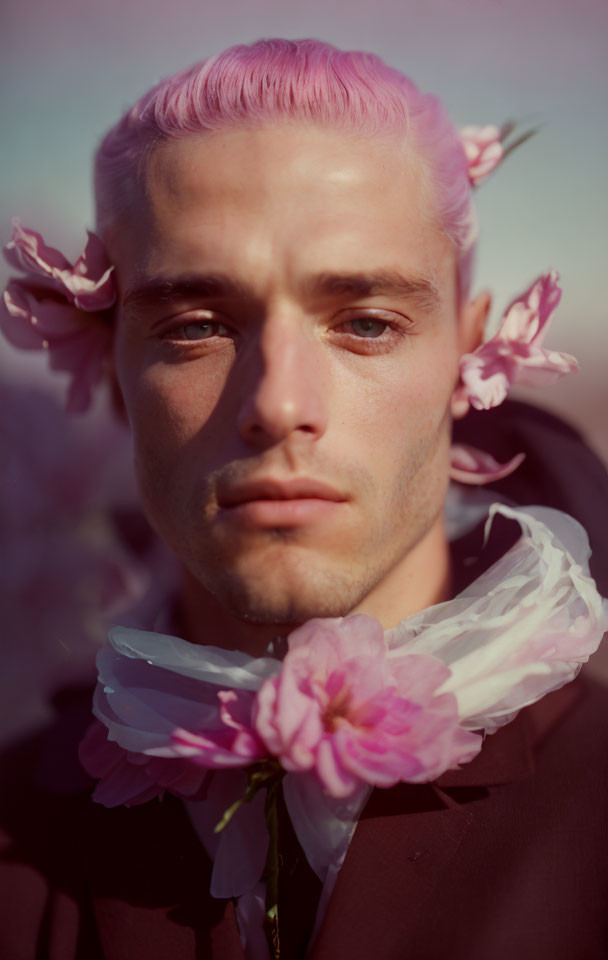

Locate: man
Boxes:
[1,38,607,960]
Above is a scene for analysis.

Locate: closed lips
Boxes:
[218,479,347,506]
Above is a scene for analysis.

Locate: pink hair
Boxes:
[94,38,476,298]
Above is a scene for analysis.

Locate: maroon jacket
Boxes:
[1,401,607,959]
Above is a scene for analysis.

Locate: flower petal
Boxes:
[79,719,206,807]
[506,344,579,388]
[458,347,511,410]
[4,219,71,276]
[500,271,562,345]
[0,283,45,349]
[316,737,360,797]
[1,279,113,413]
[4,219,116,311]
[460,125,504,185]
[2,221,117,412]
[449,444,526,485]
[457,270,577,410]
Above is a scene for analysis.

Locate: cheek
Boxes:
[336,337,459,461]
[379,359,455,528]
[114,338,234,527]
[131,366,226,451]
[122,363,229,538]
[115,328,232,455]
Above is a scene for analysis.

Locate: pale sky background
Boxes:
[1,0,607,460]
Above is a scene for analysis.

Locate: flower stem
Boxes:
[213,763,284,957]
[214,761,281,834]
[263,777,281,959]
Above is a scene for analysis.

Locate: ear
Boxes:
[451,289,491,420]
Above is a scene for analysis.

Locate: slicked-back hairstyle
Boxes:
[94,38,477,299]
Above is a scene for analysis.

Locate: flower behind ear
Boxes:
[4,220,115,309]
[1,219,117,413]
[455,270,578,412]
[460,121,539,187]
[460,125,504,185]
[450,270,578,485]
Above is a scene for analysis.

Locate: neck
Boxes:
[176,512,452,658]
[352,513,452,625]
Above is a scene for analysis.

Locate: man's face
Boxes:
[112,124,473,626]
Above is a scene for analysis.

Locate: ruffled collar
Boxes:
[79,502,608,952]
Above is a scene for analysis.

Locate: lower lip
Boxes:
[221,498,344,527]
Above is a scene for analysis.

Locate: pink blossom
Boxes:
[460,125,504,185]
[253,615,481,798]
[1,220,117,412]
[1,281,113,412]
[171,689,268,768]
[79,720,209,807]
[79,683,267,808]
[4,219,116,310]
[457,270,578,411]
[449,444,526,485]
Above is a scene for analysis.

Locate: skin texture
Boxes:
[110,124,489,655]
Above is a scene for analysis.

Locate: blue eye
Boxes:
[349,318,390,338]
[175,321,229,340]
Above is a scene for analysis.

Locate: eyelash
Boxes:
[160,310,410,354]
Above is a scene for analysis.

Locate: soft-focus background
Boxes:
[1,0,607,742]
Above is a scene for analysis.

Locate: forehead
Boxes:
[114,124,455,292]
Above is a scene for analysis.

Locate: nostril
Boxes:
[240,416,320,446]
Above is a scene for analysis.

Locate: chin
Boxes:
[194,552,372,627]
[225,592,352,627]
[214,577,363,627]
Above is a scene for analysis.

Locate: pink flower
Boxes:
[449,444,526,485]
[1,220,116,412]
[253,615,481,798]
[460,125,504,185]
[4,219,115,310]
[79,720,210,807]
[2,281,113,412]
[457,270,578,411]
[171,689,268,768]
[79,679,267,808]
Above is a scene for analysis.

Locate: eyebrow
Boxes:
[122,275,250,313]
[304,270,441,309]
[122,269,441,314]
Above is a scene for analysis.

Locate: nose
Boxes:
[236,312,328,448]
